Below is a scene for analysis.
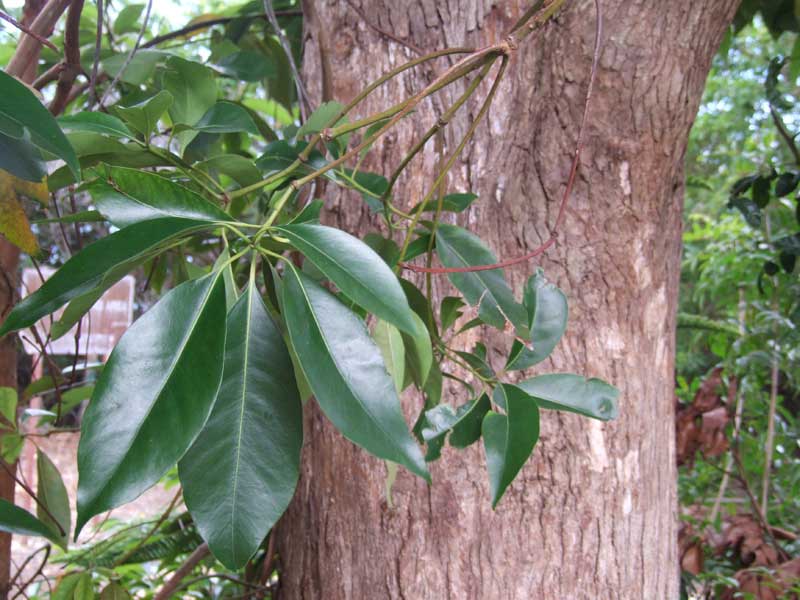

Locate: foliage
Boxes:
[0,0,616,596]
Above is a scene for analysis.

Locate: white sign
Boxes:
[21,267,135,356]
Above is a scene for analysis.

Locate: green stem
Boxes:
[397,56,509,268]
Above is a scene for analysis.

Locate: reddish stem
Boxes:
[399,0,602,275]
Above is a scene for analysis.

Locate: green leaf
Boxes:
[33,210,105,225]
[160,56,217,149]
[418,394,489,461]
[0,217,210,337]
[112,90,174,137]
[296,101,344,137]
[516,373,619,421]
[36,449,70,548]
[198,154,261,187]
[76,273,227,534]
[440,296,465,332]
[274,223,419,335]
[180,283,302,569]
[0,386,16,426]
[400,312,432,389]
[411,193,478,214]
[435,224,528,334]
[506,269,568,370]
[192,101,259,135]
[53,572,94,600]
[113,3,144,34]
[0,69,79,179]
[58,113,134,139]
[0,131,46,182]
[214,51,276,81]
[103,50,169,86]
[0,432,23,463]
[0,498,63,543]
[728,196,762,228]
[373,320,405,393]
[482,385,540,507]
[281,268,429,481]
[89,165,229,227]
[99,582,130,600]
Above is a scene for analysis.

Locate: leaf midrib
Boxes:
[289,269,413,466]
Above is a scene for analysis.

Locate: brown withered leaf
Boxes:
[720,557,800,600]
[0,171,48,254]
[676,367,730,466]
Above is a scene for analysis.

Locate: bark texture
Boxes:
[278,1,738,598]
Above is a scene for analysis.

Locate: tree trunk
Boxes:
[278,1,738,598]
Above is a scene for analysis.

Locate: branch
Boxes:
[99,0,152,107]
[153,543,210,600]
[49,0,84,116]
[0,10,58,51]
[398,0,603,274]
[5,0,72,79]
[141,10,301,49]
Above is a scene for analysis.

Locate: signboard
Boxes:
[21,267,135,356]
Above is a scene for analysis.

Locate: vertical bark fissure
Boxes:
[278,1,738,598]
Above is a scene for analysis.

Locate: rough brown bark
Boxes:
[278,1,738,598]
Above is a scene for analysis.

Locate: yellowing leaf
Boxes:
[0,171,47,254]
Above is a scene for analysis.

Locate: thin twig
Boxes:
[399,0,603,274]
[152,543,210,600]
[262,0,310,119]
[87,0,103,108]
[0,461,65,537]
[9,544,50,600]
[0,9,59,51]
[141,10,301,48]
[99,0,152,107]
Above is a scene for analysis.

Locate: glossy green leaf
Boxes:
[99,582,130,600]
[89,165,229,227]
[435,224,528,334]
[0,131,46,182]
[0,69,79,178]
[440,296,465,332]
[449,393,491,448]
[0,217,209,337]
[418,394,489,461]
[193,101,259,135]
[411,193,478,214]
[281,268,429,481]
[373,320,405,393]
[297,101,344,137]
[76,273,227,534]
[400,311,432,389]
[214,51,276,81]
[483,385,540,507]
[198,154,261,187]
[516,374,619,421]
[36,449,70,548]
[53,572,94,600]
[0,498,62,543]
[113,3,144,34]
[33,210,105,225]
[506,269,568,370]
[160,56,217,149]
[58,113,134,139]
[112,90,173,137]
[0,386,16,426]
[180,283,302,569]
[103,50,169,86]
[274,223,419,335]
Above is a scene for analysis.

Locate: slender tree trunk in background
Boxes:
[278,1,737,598]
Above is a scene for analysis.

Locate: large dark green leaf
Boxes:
[76,273,227,533]
[0,69,79,178]
[193,101,259,135]
[0,132,47,182]
[274,223,419,335]
[296,101,344,137]
[112,90,173,137]
[160,56,217,149]
[36,449,71,548]
[482,385,540,507]
[516,374,619,421]
[0,498,62,544]
[506,269,568,370]
[58,113,134,139]
[419,393,490,461]
[281,268,429,481]
[435,224,527,334]
[89,165,229,227]
[179,283,302,569]
[0,217,209,337]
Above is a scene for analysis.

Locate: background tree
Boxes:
[277,1,737,598]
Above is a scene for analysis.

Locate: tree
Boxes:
[275,1,738,598]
